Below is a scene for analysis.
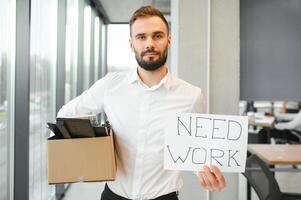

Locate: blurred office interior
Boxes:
[0,0,300,200]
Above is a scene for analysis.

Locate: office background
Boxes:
[0,0,300,200]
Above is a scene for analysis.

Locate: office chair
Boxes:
[242,154,301,200]
[291,130,301,143]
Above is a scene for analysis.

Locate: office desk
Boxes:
[248,144,301,165]
[246,144,301,200]
[248,116,275,128]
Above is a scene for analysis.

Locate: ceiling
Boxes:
[97,0,170,24]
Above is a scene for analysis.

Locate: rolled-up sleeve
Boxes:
[57,73,112,118]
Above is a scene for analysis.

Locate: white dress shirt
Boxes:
[275,110,301,132]
[57,69,205,199]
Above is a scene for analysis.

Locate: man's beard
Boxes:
[134,47,168,71]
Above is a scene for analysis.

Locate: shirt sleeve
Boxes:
[275,111,301,131]
[57,73,112,118]
[275,112,298,121]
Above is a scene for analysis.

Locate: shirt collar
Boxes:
[128,68,173,90]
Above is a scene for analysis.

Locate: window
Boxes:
[0,0,15,199]
[65,0,79,102]
[83,5,92,90]
[29,0,57,199]
[94,16,101,81]
[107,24,136,72]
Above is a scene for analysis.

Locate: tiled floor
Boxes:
[63,167,301,200]
[276,166,301,193]
[63,182,105,200]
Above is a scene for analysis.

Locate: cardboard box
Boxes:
[47,135,116,184]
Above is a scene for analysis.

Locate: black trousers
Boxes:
[101,184,179,200]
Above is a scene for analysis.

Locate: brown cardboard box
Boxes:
[47,135,116,184]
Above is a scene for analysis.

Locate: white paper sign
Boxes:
[164,113,248,173]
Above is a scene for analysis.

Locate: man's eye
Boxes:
[156,34,163,38]
[137,35,145,40]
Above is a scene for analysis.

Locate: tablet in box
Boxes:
[47,134,116,184]
[56,118,95,138]
[56,120,72,139]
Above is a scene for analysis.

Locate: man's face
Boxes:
[129,16,171,71]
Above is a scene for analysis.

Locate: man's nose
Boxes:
[145,37,155,49]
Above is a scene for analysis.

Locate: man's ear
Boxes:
[129,38,134,52]
[167,34,171,48]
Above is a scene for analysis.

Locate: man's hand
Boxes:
[198,165,226,192]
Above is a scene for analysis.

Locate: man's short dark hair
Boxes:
[129,5,169,36]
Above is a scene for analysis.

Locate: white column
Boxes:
[209,0,240,199]
[170,0,240,199]
[171,0,209,107]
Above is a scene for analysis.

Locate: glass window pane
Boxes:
[94,16,104,81]
[0,0,15,199]
[65,0,79,103]
[107,24,136,72]
[29,0,57,199]
[83,5,92,90]
[94,16,100,81]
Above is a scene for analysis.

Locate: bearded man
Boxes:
[58,5,226,200]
